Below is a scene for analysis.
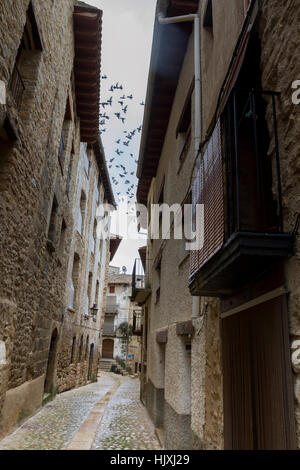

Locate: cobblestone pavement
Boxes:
[92,376,161,450]
[0,374,115,450]
[0,373,160,451]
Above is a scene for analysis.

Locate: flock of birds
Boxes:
[99,74,145,201]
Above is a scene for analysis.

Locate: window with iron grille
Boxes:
[9,2,42,110]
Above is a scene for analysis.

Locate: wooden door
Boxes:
[222,295,296,449]
[102,338,114,359]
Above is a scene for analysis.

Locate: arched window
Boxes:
[78,335,83,363]
[47,195,58,245]
[85,336,89,360]
[70,336,76,364]
[78,190,86,235]
[95,280,100,307]
[87,272,93,313]
[91,219,97,254]
[69,253,80,309]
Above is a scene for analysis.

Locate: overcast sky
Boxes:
[87,0,157,272]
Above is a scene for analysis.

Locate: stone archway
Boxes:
[44,328,58,394]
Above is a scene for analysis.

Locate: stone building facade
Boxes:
[135,0,300,450]
[0,0,115,438]
[102,267,142,374]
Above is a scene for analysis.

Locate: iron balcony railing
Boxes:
[223,88,283,237]
[132,258,148,300]
[9,63,25,109]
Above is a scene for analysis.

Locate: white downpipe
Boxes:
[158,10,202,318]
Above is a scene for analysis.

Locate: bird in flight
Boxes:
[127,94,133,100]
[140,101,145,106]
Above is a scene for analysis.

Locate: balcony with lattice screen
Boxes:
[189,89,293,297]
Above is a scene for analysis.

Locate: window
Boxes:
[47,195,58,248]
[58,219,67,258]
[155,258,161,303]
[80,143,90,176]
[9,2,42,110]
[78,335,83,363]
[85,336,89,360]
[91,220,97,254]
[70,336,76,364]
[58,132,65,167]
[87,272,93,310]
[69,253,80,309]
[203,0,213,29]
[95,280,100,306]
[78,190,86,235]
[177,83,193,163]
[109,285,115,294]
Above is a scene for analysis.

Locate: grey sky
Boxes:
[87,0,157,272]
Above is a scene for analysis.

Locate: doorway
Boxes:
[102,338,114,359]
[88,343,95,380]
[222,295,296,449]
[44,328,58,394]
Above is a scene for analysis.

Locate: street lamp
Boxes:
[90,303,98,318]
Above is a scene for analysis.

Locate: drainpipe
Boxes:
[157,9,202,319]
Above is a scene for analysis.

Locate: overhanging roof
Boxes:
[74,2,102,143]
[93,136,116,208]
[137,0,199,205]
[110,235,122,262]
[138,246,147,272]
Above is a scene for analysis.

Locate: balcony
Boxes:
[189,89,294,297]
[132,310,143,336]
[105,296,119,314]
[131,258,151,303]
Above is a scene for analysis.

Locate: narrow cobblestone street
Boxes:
[0,374,160,451]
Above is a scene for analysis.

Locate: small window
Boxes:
[9,2,42,110]
[70,253,80,309]
[85,336,89,360]
[95,280,100,306]
[109,285,115,294]
[78,190,86,235]
[78,335,83,363]
[87,272,93,309]
[59,219,67,258]
[47,195,58,247]
[176,83,193,164]
[203,0,213,29]
[70,336,76,364]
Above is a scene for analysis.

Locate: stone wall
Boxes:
[0,0,108,438]
[259,0,300,447]
[0,0,75,437]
